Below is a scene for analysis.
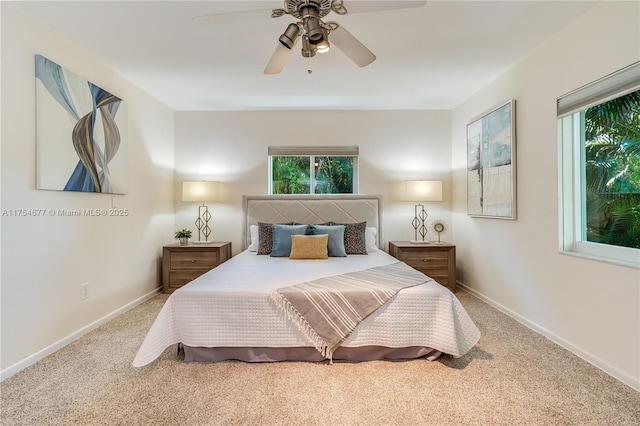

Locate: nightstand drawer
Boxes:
[405,258,449,272]
[388,241,456,292]
[396,249,449,264]
[403,256,449,286]
[418,268,450,287]
[167,270,209,289]
[169,251,217,269]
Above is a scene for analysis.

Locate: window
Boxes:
[268,146,358,194]
[558,62,640,268]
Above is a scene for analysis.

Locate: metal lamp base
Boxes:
[194,204,213,243]
[411,203,429,243]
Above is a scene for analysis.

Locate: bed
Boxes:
[133,195,480,367]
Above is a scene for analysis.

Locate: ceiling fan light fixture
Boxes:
[306,20,324,44]
[300,5,324,44]
[301,34,317,58]
[316,27,330,53]
[316,39,330,53]
[278,23,300,49]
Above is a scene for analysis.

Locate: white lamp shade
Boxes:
[403,180,442,202]
[182,181,219,203]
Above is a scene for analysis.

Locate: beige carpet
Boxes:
[1,290,638,425]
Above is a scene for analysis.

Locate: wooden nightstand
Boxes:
[162,242,232,293]
[388,241,456,292]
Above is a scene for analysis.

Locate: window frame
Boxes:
[268,146,359,195]
[557,63,640,269]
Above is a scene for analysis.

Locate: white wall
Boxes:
[0,4,175,376]
[451,1,640,390]
[174,110,452,254]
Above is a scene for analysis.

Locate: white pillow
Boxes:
[365,227,378,252]
[247,225,259,251]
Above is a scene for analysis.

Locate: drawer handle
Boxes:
[422,259,429,262]
[191,260,196,263]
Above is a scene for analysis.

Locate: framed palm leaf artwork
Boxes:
[467,100,516,219]
[35,54,128,194]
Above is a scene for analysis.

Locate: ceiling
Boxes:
[10,1,599,111]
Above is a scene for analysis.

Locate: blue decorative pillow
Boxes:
[310,224,347,257]
[293,222,332,235]
[270,224,309,257]
[257,222,293,255]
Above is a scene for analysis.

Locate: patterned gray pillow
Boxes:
[331,221,367,254]
[257,222,293,255]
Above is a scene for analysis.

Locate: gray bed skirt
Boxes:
[182,345,442,363]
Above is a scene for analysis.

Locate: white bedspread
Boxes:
[133,250,480,367]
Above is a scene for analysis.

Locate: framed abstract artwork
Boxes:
[35,54,128,194]
[467,100,516,219]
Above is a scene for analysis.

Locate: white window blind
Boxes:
[268,146,359,156]
[557,62,640,116]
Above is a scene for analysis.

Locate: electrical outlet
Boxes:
[81,283,90,300]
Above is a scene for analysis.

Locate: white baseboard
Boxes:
[0,288,161,382]
[458,282,640,392]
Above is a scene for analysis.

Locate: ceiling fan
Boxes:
[193,0,427,74]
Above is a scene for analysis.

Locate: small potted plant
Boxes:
[174,228,192,246]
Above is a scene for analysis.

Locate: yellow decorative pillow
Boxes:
[289,234,329,260]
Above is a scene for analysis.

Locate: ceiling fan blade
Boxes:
[264,43,294,75]
[193,8,273,27]
[339,0,426,15]
[329,25,376,67]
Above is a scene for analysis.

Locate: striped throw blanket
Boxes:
[270,261,433,361]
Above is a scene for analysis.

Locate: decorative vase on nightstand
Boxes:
[174,228,192,246]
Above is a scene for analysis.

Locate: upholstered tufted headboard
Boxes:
[242,195,383,251]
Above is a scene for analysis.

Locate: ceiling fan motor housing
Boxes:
[286,0,332,19]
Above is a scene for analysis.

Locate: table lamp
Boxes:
[182,181,219,244]
[403,180,442,243]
